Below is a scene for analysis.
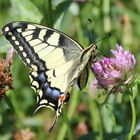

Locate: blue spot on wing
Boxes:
[52,89,60,98]
[43,84,61,104]
[31,71,63,110]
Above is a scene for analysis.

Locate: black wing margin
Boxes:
[2,22,46,72]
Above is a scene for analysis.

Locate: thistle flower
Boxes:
[0,48,14,97]
[91,44,136,93]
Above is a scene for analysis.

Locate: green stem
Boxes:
[99,109,103,140]
[128,92,136,140]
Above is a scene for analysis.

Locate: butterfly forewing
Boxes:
[2,21,87,112]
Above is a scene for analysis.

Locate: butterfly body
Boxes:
[2,21,96,120]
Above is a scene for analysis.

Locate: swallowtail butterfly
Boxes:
[2,21,97,130]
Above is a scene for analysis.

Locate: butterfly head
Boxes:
[80,43,97,64]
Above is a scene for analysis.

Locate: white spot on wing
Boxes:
[8,32,12,36]
[37,96,39,103]
[40,99,48,104]
[47,32,60,46]
[15,41,19,45]
[31,85,36,91]
[31,71,38,77]
[38,29,46,41]
[27,25,36,29]
[31,64,38,71]
[5,27,9,32]
[22,52,27,57]
[29,75,33,82]
[38,90,43,98]
[26,58,31,64]
[17,28,22,33]
[32,80,39,89]
[19,46,23,51]
[49,103,55,107]
[12,36,16,40]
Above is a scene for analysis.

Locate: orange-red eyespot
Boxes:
[59,95,65,102]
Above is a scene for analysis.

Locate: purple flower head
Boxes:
[92,44,136,93]
[111,44,136,72]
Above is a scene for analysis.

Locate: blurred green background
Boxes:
[0,0,140,140]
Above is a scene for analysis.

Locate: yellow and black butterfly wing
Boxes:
[2,21,85,113]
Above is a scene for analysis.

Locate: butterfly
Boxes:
[2,21,97,130]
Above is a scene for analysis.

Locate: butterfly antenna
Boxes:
[97,48,108,57]
[88,18,94,43]
[95,33,111,57]
[88,19,111,57]
[48,114,58,132]
[94,33,111,45]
